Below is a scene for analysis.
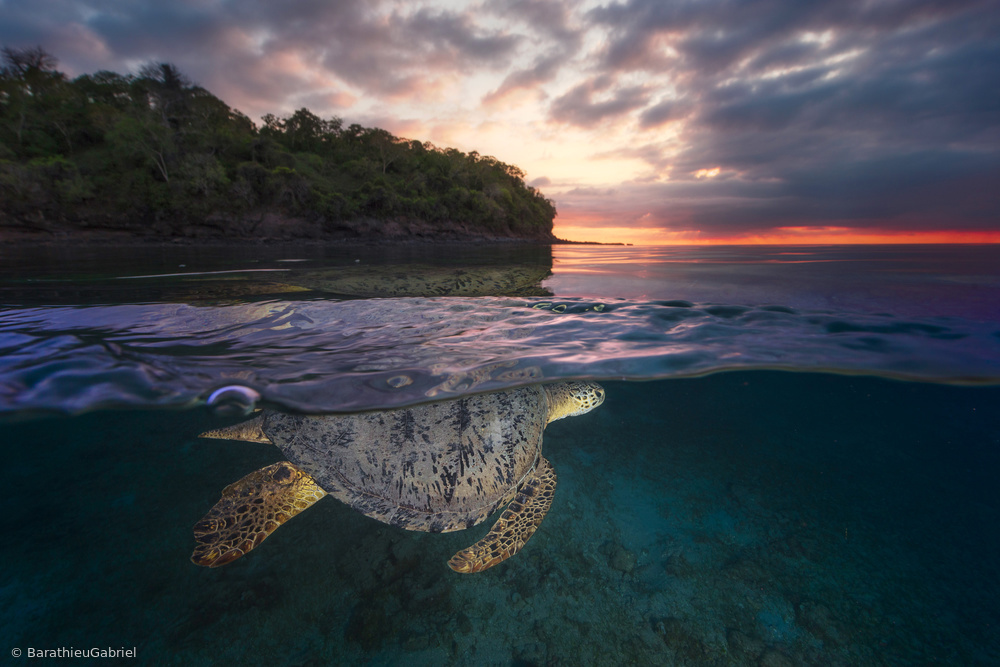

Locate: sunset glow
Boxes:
[554,224,1000,246]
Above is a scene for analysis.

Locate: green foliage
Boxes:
[0,46,556,238]
[29,155,92,204]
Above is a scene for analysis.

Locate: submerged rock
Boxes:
[608,545,637,574]
[652,617,717,663]
[726,628,765,661]
[759,648,796,667]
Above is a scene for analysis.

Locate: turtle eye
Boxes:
[582,383,605,408]
[271,464,295,483]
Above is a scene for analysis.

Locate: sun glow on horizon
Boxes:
[554,222,1000,246]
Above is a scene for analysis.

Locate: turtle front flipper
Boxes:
[448,457,556,573]
[191,462,327,568]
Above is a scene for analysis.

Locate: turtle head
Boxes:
[544,381,605,423]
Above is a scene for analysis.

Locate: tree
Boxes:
[261,108,343,152]
[1,45,59,82]
[137,62,192,129]
[282,107,326,151]
[363,128,405,175]
[0,45,66,152]
[107,115,173,182]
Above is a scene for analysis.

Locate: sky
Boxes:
[2,0,999,244]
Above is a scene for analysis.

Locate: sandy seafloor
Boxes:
[4,371,998,665]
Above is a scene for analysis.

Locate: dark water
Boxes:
[1,243,998,664]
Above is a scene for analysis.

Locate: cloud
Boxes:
[564,186,617,197]
[492,0,583,47]
[481,0,584,106]
[407,8,521,62]
[549,76,650,127]
[638,99,693,128]
[1,0,523,109]
[482,52,563,106]
[555,148,1000,236]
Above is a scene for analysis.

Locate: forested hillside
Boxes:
[0,47,557,242]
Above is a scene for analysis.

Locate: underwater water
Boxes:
[1,243,998,665]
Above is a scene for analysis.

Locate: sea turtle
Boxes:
[192,381,605,573]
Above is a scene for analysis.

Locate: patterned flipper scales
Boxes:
[447,457,556,573]
[191,462,327,567]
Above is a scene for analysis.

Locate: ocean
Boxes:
[1,243,998,665]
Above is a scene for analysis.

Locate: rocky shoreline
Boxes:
[0,215,622,247]
[0,216,548,247]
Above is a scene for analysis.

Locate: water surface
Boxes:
[2,244,998,418]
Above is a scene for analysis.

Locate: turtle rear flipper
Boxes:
[447,457,556,573]
[199,413,271,444]
[191,462,326,567]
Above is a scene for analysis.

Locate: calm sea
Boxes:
[1,243,998,665]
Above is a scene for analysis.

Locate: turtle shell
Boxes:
[261,384,548,533]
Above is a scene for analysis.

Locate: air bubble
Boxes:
[387,375,413,388]
[207,385,261,416]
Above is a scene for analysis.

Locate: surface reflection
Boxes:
[549,244,1000,319]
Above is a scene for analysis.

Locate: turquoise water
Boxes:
[1,244,999,664]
